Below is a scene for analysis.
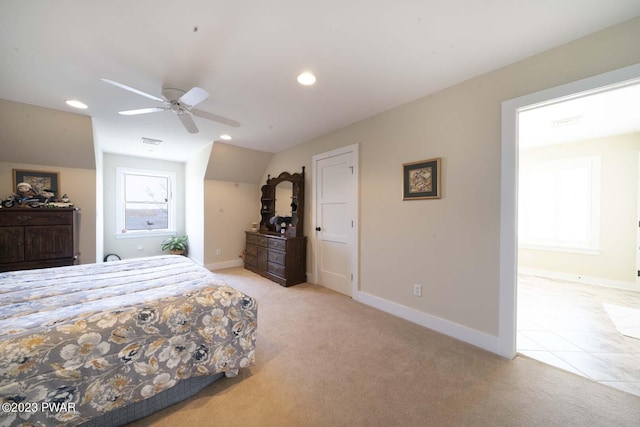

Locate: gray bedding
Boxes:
[0,255,257,426]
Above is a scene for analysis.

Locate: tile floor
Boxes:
[517,274,640,397]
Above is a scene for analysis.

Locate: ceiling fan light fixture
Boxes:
[66,99,88,109]
[220,134,232,140]
[297,72,316,86]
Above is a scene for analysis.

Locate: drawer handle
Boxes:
[17,215,32,222]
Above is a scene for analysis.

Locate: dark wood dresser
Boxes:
[245,231,306,287]
[0,208,79,272]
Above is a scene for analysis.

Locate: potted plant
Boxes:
[161,235,188,256]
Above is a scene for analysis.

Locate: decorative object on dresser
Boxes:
[2,170,74,208]
[245,167,307,286]
[13,169,59,197]
[0,207,79,272]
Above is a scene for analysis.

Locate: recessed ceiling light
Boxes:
[220,134,232,140]
[65,100,88,109]
[297,72,316,86]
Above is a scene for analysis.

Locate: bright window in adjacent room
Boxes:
[116,167,176,237]
[518,155,601,253]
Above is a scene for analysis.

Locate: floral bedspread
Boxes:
[0,256,257,426]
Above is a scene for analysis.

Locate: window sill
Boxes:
[519,243,601,255]
[115,230,177,240]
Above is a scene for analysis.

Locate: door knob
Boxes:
[315,227,321,231]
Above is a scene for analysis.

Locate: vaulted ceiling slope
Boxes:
[1,1,639,162]
[0,99,95,170]
[205,143,272,183]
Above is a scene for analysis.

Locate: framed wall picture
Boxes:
[402,158,441,200]
[13,169,60,196]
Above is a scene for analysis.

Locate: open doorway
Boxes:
[515,82,640,397]
[498,63,640,391]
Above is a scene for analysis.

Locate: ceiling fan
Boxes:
[101,78,240,134]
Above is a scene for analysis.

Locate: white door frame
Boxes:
[312,143,359,296]
[499,63,640,359]
[637,152,640,288]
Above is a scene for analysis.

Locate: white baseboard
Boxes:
[354,291,500,355]
[205,259,244,271]
[519,267,638,291]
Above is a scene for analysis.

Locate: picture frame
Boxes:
[402,157,441,200]
[13,169,60,197]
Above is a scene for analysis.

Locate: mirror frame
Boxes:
[259,167,305,237]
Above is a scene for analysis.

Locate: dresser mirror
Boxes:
[259,167,305,237]
[274,181,293,216]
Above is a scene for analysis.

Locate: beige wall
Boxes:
[519,132,640,285]
[203,179,260,267]
[0,161,97,264]
[264,18,640,337]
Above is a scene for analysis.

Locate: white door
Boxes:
[313,144,358,296]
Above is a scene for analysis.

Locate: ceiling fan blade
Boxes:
[191,108,241,127]
[101,78,164,102]
[119,107,167,115]
[178,113,199,134]
[179,87,209,107]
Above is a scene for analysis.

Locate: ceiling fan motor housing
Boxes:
[162,86,187,102]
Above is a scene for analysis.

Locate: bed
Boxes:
[0,255,257,426]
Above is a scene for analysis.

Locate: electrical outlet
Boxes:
[413,284,422,297]
[216,248,222,256]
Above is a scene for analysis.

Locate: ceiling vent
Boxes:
[551,115,582,127]
[141,137,163,146]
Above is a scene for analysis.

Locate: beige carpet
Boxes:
[130,268,640,427]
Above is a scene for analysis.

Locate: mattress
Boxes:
[0,255,257,426]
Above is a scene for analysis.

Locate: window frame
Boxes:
[115,167,177,239]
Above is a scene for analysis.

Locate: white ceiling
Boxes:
[1,1,639,161]
[519,81,640,148]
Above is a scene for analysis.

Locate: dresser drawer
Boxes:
[245,244,258,257]
[267,261,285,278]
[267,238,286,251]
[0,210,73,226]
[245,254,257,267]
[246,233,268,247]
[267,249,285,265]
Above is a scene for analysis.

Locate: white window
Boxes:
[116,167,177,238]
[518,156,601,254]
